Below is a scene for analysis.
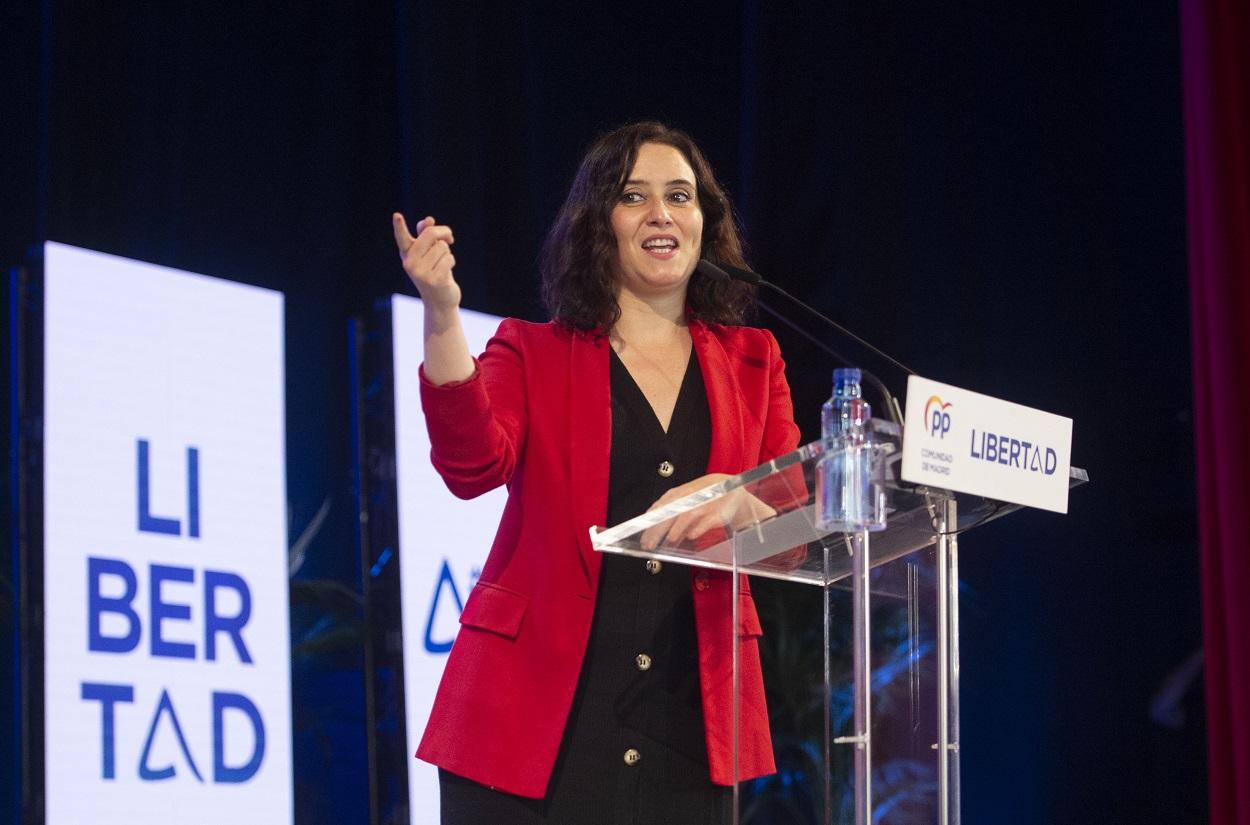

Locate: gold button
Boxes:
[645,559,662,575]
[635,653,652,671]
[623,748,641,766]
[657,460,674,478]
[694,572,710,592]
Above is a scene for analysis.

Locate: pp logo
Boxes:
[924,396,952,439]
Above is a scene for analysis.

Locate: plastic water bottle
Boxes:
[821,367,863,443]
[817,368,885,531]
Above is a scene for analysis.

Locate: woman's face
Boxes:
[610,142,704,300]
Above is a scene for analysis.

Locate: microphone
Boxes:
[696,258,909,430]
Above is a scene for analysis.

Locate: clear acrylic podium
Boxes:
[590,423,1087,825]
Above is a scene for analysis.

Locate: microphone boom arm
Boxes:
[697,258,910,431]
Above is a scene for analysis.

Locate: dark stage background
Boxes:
[2,2,1202,823]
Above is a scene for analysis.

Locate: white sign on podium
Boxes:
[901,375,1073,513]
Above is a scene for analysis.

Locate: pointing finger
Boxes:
[392,213,415,250]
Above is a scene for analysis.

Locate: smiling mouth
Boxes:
[642,238,679,257]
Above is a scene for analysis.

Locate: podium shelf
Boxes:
[590,437,1088,586]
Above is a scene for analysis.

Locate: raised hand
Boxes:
[392,213,462,310]
[391,212,474,384]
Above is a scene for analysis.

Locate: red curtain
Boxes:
[1182,0,1250,822]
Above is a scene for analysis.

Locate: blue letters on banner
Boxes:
[88,440,269,788]
[150,564,196,659]
[204,571,254,663]
[213,692,266,782]
[139,689,204,782]
[88,557,141,654]
[137,440,181,535]
[187,446,200,538]
[89,557,256,661]
[424,559,464,654]
[137,439,200,536]
[81,682,134,779]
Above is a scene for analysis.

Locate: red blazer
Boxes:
[415,317,801,799]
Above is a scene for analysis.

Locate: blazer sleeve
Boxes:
[418,318,528,499]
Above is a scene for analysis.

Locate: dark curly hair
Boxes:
[540,121,756,332]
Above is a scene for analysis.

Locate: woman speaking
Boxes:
[391,121,800,824]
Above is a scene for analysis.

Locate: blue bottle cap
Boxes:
[833,367,862,387]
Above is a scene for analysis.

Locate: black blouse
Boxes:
[439,345,729,824]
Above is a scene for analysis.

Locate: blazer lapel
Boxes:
[567,328,612,591]
[690,321,747,475]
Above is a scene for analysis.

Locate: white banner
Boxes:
[42,242,292,824]
[391,294,505,821]
[900,375,1073,513]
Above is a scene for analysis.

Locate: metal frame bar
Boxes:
[831,530,873,825]
[935,498,960,825]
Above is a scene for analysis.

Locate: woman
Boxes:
[391,122,800,824]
